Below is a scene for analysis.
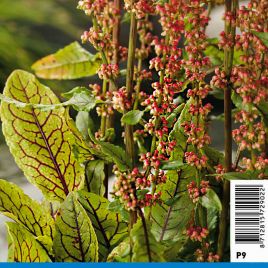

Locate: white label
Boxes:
[231,180,268,262]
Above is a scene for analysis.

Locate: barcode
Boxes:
[234,184,263,244]
[231,180,267,262]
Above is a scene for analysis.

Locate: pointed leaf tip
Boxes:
[32,42,101,80]
[0,70,85,201]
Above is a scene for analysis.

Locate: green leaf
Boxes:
[7,222,51,262]
[66,114,94,163]
[0,179,54,241]
[200,188,222,211]
[107,240,131,262]
[166,103,185,127]
[71,132,111,165]
[258,101,268,115]
[222,171,260,180]
[173,96,185,105]
[164,195,181,206]
[122,12,131,23]
[136,189,150,200]
[77,191,128,261]
[257,101,268,128]
[150,166,195,242]
[0,87,100,114]
[98,141,130,171]
[32,42,101,79]
[160,160,186,170]
[136,136,147,154]
[87,127,130,170]
[203,146,224,167]
[0,70,85,202]
[36,235,54,256]
[204,42,224,66]
[107,200,130,222]
[121,110,144,125]
[150,99,196,242]
[102,128,116,142]
[0,92,95,113]
[131,219,166,262]
[232,91,242,106]
[209,87,224,100]
[76,111,95,141]
[7,229,15,262]
[252,31,268,48]
[207,208,219,245]
[169,98,194,160]
[63,87,99,112]
[84,160,106,196]
[205,38,244,66]
[53,192,98,262]
[163,238,198,262]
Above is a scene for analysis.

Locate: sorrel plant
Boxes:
[0,0,267,262]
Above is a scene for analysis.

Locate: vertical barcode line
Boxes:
[235,184,263,244]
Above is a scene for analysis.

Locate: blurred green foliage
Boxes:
[0,0,91,90]
[0,0,97,144]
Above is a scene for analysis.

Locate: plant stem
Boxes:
[234,145,241,169]
[125,2,137,168]
[146,34,169,220]
[100,80,108,135]
[102,0,121,198]
[92,11,121,197]
[217,0,238,259]
[138,207,152,262]
[100,79,109,198]
[133,13,149,111]
[102,164,109,199]
[92,16,118,89]
[106,0,121,129]
[133,58,143,110]
[124,1,138,231]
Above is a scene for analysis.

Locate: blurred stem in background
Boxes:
[217,0,238,260]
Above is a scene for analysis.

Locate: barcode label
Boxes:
[231,180,268,262]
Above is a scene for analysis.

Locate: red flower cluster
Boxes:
[98,64,119,80]
[187,180,209,203]
[214,164,225,182]
[140,150,168,170]
[124,0,155,19]
[112,87,132,113]
[232,122,266,151]
[195,247,220,262]
[179,1,213,173]
[113,167,136,210]
[81,28,110,50]
[242,156,268,177]
[185,152,208,170]
[113,167,161,210]
[139,192,162,207]
[79,0,119,53]
[210,67,228,90]
[186,226,209,242]
[182,122,211,149]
